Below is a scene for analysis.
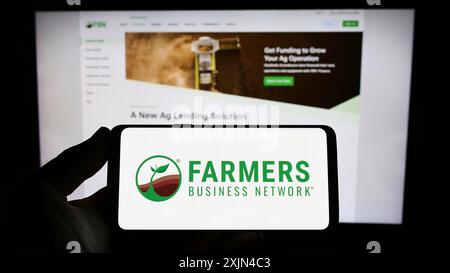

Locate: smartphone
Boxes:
[108,125,338,230]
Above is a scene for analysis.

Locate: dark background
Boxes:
[219,32,362,108]
[1,0,448,254]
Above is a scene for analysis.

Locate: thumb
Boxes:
[37,127,110,197]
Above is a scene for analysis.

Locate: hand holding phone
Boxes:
[108,125,338,231]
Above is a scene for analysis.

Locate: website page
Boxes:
[36,10,414,223]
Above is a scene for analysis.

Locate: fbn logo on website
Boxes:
[119,127,330,230]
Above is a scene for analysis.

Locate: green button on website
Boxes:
[343,20,359,27]
[263,76,295,87]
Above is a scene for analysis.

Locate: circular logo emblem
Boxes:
[135,155,182,202]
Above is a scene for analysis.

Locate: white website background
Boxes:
[36,10,414,224]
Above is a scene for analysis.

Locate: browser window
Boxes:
[35,9,414,224]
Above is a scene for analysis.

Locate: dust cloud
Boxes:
[126,33,195,88]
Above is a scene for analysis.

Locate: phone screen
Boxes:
[116,126,336,230]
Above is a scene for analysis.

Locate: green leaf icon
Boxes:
[151,166,156,172]
[155,163,169,173]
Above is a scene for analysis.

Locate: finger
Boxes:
[70,186,109,211]
[38,127,110,196]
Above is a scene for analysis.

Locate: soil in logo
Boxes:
[139,174,180,197]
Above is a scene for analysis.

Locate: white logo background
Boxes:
[118,127,330,230]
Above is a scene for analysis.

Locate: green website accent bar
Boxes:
[263,76,295,87]
[343,20,359,27]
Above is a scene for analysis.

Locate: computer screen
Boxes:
[35,9,414,224]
